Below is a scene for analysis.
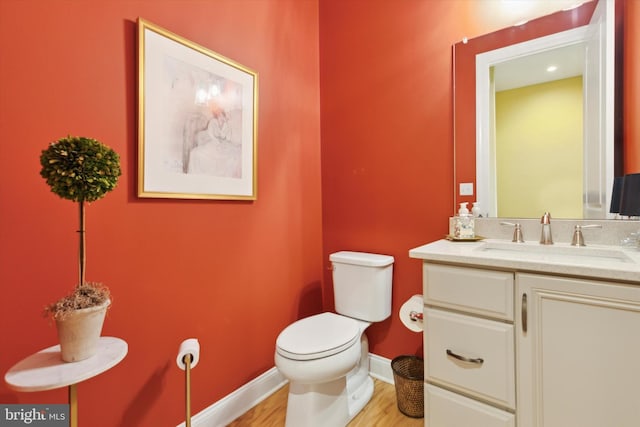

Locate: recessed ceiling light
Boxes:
[547,65,558,72]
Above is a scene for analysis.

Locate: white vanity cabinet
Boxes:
[423,263,516,427]
[420,260,640,427]
[517,273,640,427]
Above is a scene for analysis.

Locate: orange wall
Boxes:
[0,1,322,426]
[319,0,472,360]
[316,0,600,361]
[624,0,640,172]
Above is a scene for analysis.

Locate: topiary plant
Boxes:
[40,136,121,319]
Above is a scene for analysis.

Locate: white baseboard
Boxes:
[176,367,287,427]
[177,353,393,427]
[368,353,394,384]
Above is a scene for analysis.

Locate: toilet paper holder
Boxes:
[177,338,200,427]
[400,295,424,333]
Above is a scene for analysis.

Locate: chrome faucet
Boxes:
[540,212,553,245]
[571,224,603,246]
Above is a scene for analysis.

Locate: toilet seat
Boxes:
[276,312,360,361]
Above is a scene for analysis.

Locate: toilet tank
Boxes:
[330,251,394,322]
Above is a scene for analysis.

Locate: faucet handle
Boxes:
[501,222,525,243]
[571,224,603,247]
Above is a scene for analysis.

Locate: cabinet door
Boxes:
[517,273,640,427]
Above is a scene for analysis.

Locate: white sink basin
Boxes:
[473,241,636,265]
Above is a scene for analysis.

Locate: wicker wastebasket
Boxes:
[391,355,424,418]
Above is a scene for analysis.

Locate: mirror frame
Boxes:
[453,1,624,218]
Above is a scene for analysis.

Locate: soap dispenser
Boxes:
[472,202,481,217]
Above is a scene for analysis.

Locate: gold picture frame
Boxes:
[137,18,258,200]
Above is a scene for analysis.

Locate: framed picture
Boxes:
[137,18,258,200]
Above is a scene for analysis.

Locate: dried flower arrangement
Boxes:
[45,282,111,320]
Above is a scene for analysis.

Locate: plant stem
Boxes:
[78,200,86,287]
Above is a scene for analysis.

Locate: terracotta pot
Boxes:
[55,299,110,362]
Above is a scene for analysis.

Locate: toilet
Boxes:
[274,251,394,427]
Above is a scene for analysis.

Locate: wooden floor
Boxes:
[227,379,424,426]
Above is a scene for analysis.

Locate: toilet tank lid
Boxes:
[330,251,394,267]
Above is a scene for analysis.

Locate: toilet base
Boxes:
[284,334,374,427]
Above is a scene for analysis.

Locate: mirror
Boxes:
[453,0,624,219]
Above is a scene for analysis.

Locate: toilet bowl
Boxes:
[275,313,373,427]
[274,251,394,427]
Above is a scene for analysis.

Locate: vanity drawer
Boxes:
[425,308,515,409]
[426,384,515,427]
[424,263,514,320]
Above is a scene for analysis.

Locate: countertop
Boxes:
[409,238,640,284]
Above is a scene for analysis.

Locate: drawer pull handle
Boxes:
[446,349,484,365]
[522,293,528,333]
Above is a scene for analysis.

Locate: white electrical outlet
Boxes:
[459,182,474,196]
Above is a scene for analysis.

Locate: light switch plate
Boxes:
[459,182,474,196]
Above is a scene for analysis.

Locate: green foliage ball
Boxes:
[40,136,122,203]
